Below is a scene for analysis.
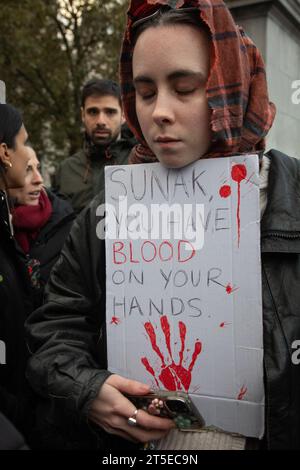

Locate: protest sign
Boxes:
[105,155,264,438]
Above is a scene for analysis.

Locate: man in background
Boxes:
[54,78,135,214]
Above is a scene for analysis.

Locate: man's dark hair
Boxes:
[81,79,122,108]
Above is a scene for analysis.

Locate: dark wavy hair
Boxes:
[0,104,23,190]
[81,78,122,108]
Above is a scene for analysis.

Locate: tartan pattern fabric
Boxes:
[120,0,276,164]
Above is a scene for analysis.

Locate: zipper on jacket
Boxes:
[262,231,300,240]
[261,265,271,449]
[261,260,293,448]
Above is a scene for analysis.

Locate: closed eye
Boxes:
[176,88,196,95]
[140,92,156,100]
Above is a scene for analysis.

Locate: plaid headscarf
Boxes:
[120,0,276,164]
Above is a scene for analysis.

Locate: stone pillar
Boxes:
[226,0,300,158]
[0,80,5,103]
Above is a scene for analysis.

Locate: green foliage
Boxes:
[0,0,129,167]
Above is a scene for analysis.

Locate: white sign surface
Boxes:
[105,155,264,438]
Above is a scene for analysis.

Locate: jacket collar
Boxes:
[261,150,300,253]
[37,189,75,241]
[0,190,14,240]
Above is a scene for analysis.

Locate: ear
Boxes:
[121,112,126,126]
[0,142,11,167]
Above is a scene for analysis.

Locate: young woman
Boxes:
[26,0,300,450]
[9,147,75,307]
[0,103,36,445]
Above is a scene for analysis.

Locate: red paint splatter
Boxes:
[226,283,233,294]
[141,315,202,392]
[231,164,247,184]
[225,283,239,295]
[231,164,247,247]
[219,322,231,328]
[144,321,166,366]
[141,357,159,388]
[237,385,248,400]
[219,185,231,198]
[110,316,121,325]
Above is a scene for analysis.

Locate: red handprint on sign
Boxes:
[141,315,202,392]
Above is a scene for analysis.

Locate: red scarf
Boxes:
[120,0,276,164]
[12,189,52,254]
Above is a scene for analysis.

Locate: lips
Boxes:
[155,136,181,143]
[94,129,110,136]
[28,190,41,197]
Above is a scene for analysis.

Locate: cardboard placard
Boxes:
[105,155,264,438]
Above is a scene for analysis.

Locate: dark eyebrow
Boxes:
[104,107,118,113]
[86,106,99,112]
[168,70,206,82]
[86,106,118,113]
[133,76,154,86]
[133,70,206,86]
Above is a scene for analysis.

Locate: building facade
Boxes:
[0,80,5,103]
[227,0,300,158]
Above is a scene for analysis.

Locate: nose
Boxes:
[32,168,43,185]
[152,91,175,127]
[96,112,107,127]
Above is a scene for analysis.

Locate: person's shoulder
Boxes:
[46,188,75,218]
[59,149,85,170]
[78,190,105,223]
[266,149,300,172]
[67,190,105,250]
[120,123,137,144]
[115,123,137,151]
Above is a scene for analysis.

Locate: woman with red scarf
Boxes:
[9,147,75,306]
[0,103,34,446]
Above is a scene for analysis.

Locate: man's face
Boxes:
[133,24,211,169]
[81,94,125,147]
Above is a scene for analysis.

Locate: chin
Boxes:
[158,156,192,170]
[26,200,39,206]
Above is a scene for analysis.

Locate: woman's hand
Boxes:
[88,374,175,443]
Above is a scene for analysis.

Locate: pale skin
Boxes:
[0,125,30,189]
[81,94,126,147]
[9,147,44,206]
[89,375,175,442]
[89,23,211,442]
[133,23,211,169]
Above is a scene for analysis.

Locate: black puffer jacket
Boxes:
[261,150,300,449]
[0,412,29,450]
[26,150,300,449]
[17,190,75,308]
[29,190,75,283]
[0,190,36,446]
